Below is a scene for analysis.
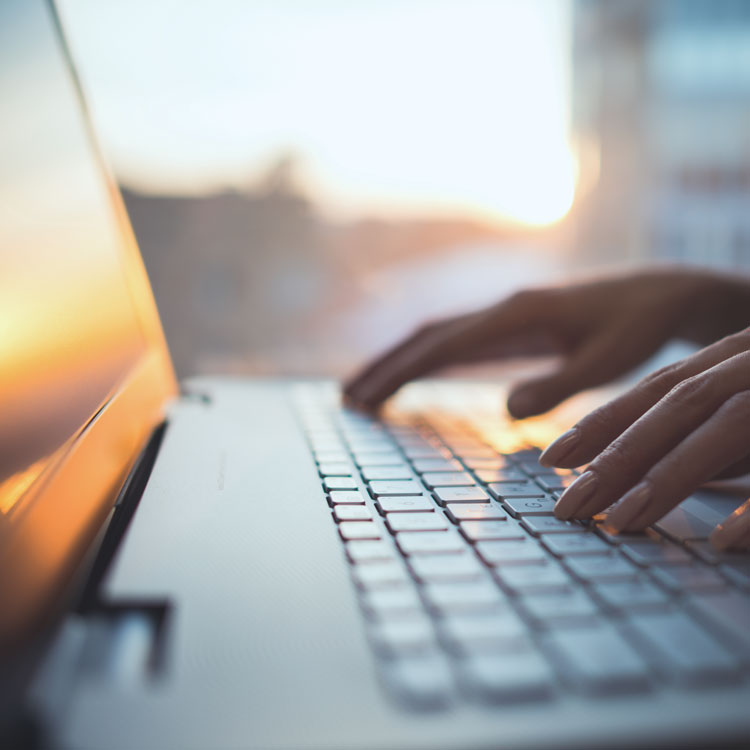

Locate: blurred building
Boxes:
[124,163,331,376]
[571,0,750,268]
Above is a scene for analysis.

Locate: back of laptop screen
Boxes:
[0,0,150,518]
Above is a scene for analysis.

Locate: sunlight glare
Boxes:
[59,0,574,224]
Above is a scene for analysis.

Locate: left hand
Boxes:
[543,327,750,550]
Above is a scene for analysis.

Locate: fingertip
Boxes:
[506,388,540,420]
[539,428,579,467]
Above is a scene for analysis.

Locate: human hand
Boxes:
[344,267,747,418]
[544,328,750,550]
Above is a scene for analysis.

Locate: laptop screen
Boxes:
[0,0,151,517]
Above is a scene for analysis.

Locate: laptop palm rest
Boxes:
[60,379,389,749]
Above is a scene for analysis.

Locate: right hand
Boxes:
[344,267,750,418]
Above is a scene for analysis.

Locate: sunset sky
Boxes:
[59,0,574,225]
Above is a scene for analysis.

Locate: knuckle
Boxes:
[664,374,712,409]
[722,389,750,418]
[577,404,614,436]
[590,433,641,475]
[640,363,680,393]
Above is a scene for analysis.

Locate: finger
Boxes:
[603,391,750,531]
[710,499,750,550]
[343,313,481,409]
[507,316,669,419]
[345,291,548,409]
[541,329,750,468]
[553,350,750,521]
[712,455,750,479]
[343,316,459,406]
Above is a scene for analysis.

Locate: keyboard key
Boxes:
[592,580,671,612]
[362,466,412,481]
[409,553,485,582]
[369,618,437,657]
[339,521,382,540]
[650,565,728,593]
[346,540,396,563]
[352,562,410,589]
[626,611,739,685]
[488,482,546,500]
[506,448,542,463]
[501,496,559,517]
[686,590,750,658]
[451,447,497,461]
[370,480,423,497]
[475,469,527,484]
[412,458,463,473]
[457,649,554,703]
[423,580,506,614]
[422,472,476,489]
[463,457,512,471]
[355,453,404,467]
[383,654,454,709]
[720,559,750,590]
[542,534,612,558]
[397,531,466,556]
[387,512,450,532]
[328,490,366,505]
[440,611,528,653]
[377,496,435,513]
[333,505,373,522]
[564,555,640,582]
[594,525,652,547]
[519,590,600,626]
[403,446,452,460]
[434,486,489,505]
[324,476,358,491]
[362,588,423,618]
[621,542,693,568]
[684,540,721,565]
[318,462,353,477]
[513,459,548,475]
[460,521,525,542]
[654,505,715,543]
[310,439,344,452]
[446,503,507,522]
[535,475,576,493]
[314,450,349,464]
[475,539,548,566]
[546,624,651,694]
[494,562,572,593]
[349,441,394,455]
[522,516,586,535]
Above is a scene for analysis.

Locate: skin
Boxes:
[344,267,750,549]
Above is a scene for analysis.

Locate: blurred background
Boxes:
[57,0,750,379]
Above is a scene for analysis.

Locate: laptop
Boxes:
[2,1,750,748]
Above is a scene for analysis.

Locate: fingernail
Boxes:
[554,470,597,520]
[604,483,651,533]
[507,389,536,419]
[710,500,750,551]
[539,428,578,467]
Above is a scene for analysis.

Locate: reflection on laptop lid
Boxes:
[0,0,175,648]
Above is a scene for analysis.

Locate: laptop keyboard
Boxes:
[294,382,750,709]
